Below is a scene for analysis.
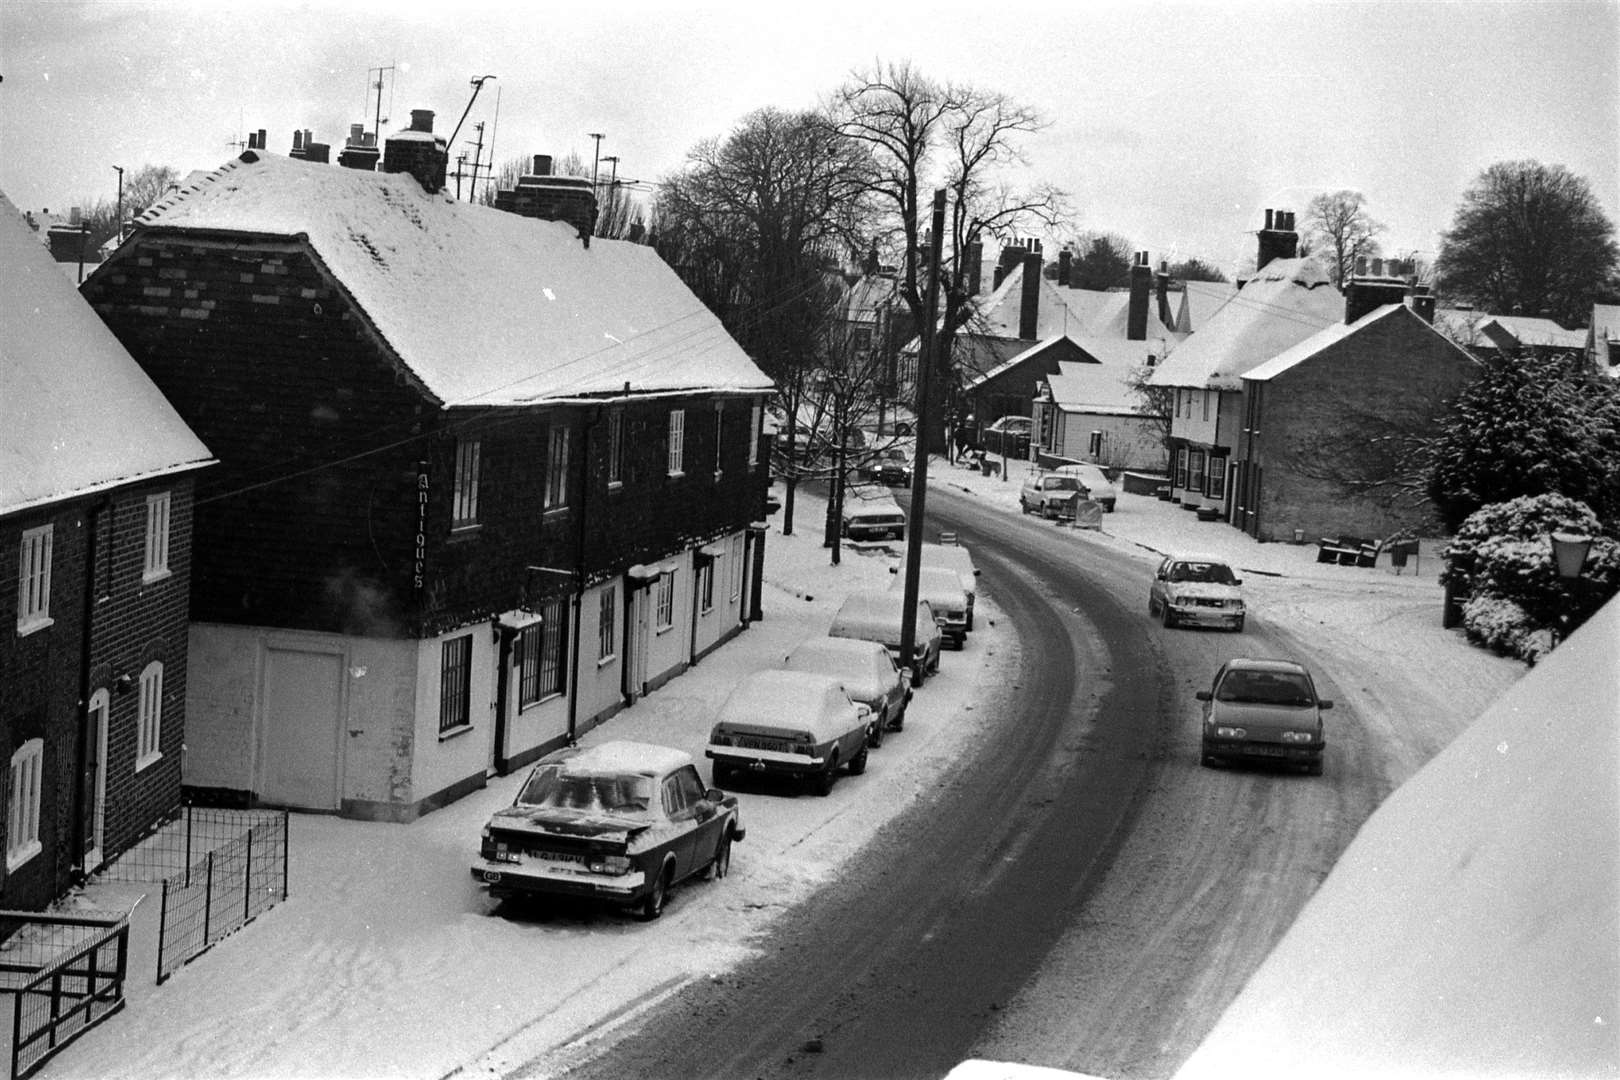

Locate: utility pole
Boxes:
[601,155,619,233]
[897,189,946,681]
[588,133,605,194]
[367,63,396,142]
[113,165,125,245]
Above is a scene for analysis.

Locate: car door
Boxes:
[660,771,704,879]
[1150,557,1171,609]
[673,765,725,876]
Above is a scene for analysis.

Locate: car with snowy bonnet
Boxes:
[782,635,912,741]
[840,487,907,542]
[1052,462,1118,511]
[890,565,970,648]
[894,539,979,629]
[828,589,943,686]
[707,670,873,794]
[1018,471,1087,518]
[1148,552,1246,631]
[472,740,743,920]
[1197,658,1332,774]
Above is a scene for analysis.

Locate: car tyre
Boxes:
[1162,605,1177,629]
[869,711,886,748]
[639,860,673,921]
[849,741,869,775]
[814,751,840,796]
[1233,615,1246,633]
[705,827,734,881]
[1306,759,1323,777]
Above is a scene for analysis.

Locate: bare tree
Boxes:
[1305,190,1385,288]
[833,61,1068,453]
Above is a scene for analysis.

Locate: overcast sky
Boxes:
[3,0,1616,281]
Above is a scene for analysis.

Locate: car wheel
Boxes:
[1020,499,1032,514]
[1307,760,1323,777]
[639,860,673,920]
[849,741,869,775]
[1201,747,1219,768]
[1233,615,1245,633]
[869,710,886,748]
[1162,605,1176,629]
[705,827,734,880]
[911,663,926,689]
[929,650,940,675]
[815,751,840,796]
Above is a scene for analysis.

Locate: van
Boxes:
[828,589,943,686]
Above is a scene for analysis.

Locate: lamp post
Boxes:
[1549,530,1593,647]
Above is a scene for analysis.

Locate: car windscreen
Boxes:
[1042,477,1081,490]
[1216,671,1315,706]
[1169,561,1236,584]
[517,765,656,816]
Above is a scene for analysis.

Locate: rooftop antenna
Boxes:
[482,83,501,204]
[366,63,396,141]
[447,75,497,158]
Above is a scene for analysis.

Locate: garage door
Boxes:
[260,647,343,810]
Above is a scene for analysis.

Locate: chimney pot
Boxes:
[532,154,553,176]
[410,109,435,132]
[1127,252,1153,340]
[1265,208,1275,230]
[1018,251,1043,340]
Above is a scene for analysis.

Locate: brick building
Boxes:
[1,192,214,908]
[80,113,773,822]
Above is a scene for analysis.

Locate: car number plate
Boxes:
[1248,746,1287,757]
[735,736,788,752]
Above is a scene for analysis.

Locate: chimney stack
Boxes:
[966,240,983,295]
[1256,208,1299,271]
[1409,282,1436,324]
[1344,257,1412,324]
[1057,247,1072,287]
[492,152,599,244]
[1156,259,1174,327]
[338,123,380,172]
[1127,251,1153,341]
[382,108,448,194]
[1018,248,1044,340]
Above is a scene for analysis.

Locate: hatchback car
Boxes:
[1053,462,1118,511]
[840,489,907,542]
[782,635,912,739]
[706,670,872,795]
[982,415,1033,459]
[1149,553,1246,631]
[472,741,744,920]
[828,589,943,687]
[1197,658,1332,774]
[891,566,969,648]
[895,540,979,629]
[1019,471,1086,518]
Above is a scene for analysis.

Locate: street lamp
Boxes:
[1549,530,1594,647]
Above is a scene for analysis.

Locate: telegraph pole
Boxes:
[113,165,125,245]
[897,189,947,681]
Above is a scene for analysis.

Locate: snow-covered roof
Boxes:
[1174,279,1239,333]
[1,192,214,519]
[1176,595,1619,1079]
[1044,360,1143,415]
[1148,257,1342,390]
[1241,303,1469,383]
[127,152,772,407]
[1434,308,1586,351]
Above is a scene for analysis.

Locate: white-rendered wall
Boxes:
[576,580,625,724]
[412,625,498,803]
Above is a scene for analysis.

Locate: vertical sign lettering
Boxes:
[414,462,429,590]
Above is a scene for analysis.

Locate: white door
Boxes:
[626,586,651,701]
[260,647,343,810]
[83,690,109,871]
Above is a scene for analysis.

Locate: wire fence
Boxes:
[96,805,288,984]
[0,911,128,1080]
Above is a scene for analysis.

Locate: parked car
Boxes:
[1053,462,1118,511]
[1148,552,1246,631]
[895,539,979,629]
[781,635,912,739]
[1019,471,1086,518]
[981,415,1033,458]
[471,741,744,920]
[1197,658,1332,774]
[706,670,872,795]
[860,444,914,487]
[890,566,969,648]
[828,589,943,686]
[840,488,907,542]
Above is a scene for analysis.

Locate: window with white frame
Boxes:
[598,586,617,662]
[439,635,472,733]
[698,557,715,614]
[1207,456,1228,499]
[1188,449,1207,494]
[667,409,685,476]
[137,661,164,768]
[748,402,761,468]
[17,524,52,633]
[453,439,481,528]
[729,536,743,600]
[1175,447,1189,489]
[655,572,675,630]
[7,739,42,870]
[516,600,567,706]
[544,425,570,510]
[143,492,172,581]
[607,410,624,486]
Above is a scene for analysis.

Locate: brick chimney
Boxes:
[1127,251,1153,341]
[493,154,599,245]
[1344,257,1413,324]
[966,240,983,295]
[1018,248,1043,340]
[1256,208,1299,271]
[381,109,448,194]
[1057,247,1072,287]
[338,123,380,172]
[1156,259,1174,327]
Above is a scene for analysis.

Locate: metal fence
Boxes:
[0,911,128,1080]
[96,805,288,984]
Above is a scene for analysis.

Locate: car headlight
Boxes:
[1282,731,1316,743]
[1214,726,1246,739]
[587,854,633,875]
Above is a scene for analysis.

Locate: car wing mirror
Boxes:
[1232,578,1243,586]
[705,787,726,802]
[1195,690,1213,701]
[1318,699,1333,710]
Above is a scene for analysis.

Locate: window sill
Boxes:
[667,470,685,480]
[655,624,674,636]
[449,523,482,541]
[141,568,173,586]
[543,505,572,519]
[135,751,163,773]
[6,842,41,873]
[16,615,53,638]
[712,470,723,483]
[597,654,617,668]
[438,723,474,743]
[518,692,563,715]
[607,480,624,493]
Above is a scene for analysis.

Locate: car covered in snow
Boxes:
[895,540,980,630]
[840,487,907,542]
[706,670,872,795]
[1052,462,1118,512]
[1197,658,1332,774]
[472,741,743,920]
[781,635,912,741]
[1148,552,1246,631]
[828,589,943,687]
[890,565,970,648]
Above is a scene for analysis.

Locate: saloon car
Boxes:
[895,540,979,629]
[840,488,908,542]
[782,635,912,739]
[860,446,914,487]
[472,741,744,920]
[707,670,872,795]
[1148,552,1246,631]
[891,566,970,648]
[1197,658,1332,774]
[828,589,943,687]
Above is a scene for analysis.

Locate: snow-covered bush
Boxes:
[1443,493,1618,661]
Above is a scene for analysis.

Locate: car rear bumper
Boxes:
[707,745,825,774]
[1170,604,1243,627]
[471,859,646,900]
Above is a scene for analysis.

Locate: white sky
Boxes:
[3,0,1618,281]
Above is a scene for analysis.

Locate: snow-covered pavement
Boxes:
[41,457,1536,1080]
